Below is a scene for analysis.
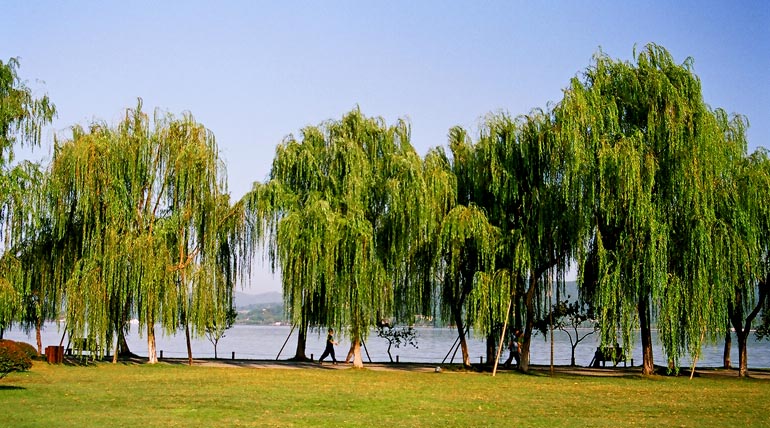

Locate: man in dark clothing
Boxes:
[318,328,338,364]
[503,329,522,369]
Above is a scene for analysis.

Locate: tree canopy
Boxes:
[245,109,426,367]
[3,46,768,377]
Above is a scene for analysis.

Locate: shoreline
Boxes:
[58,355,770,380]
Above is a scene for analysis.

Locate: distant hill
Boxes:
[234,291,282,308]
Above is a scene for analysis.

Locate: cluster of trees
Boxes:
[1,44,768,376]
[244,44,769,376]
[0,57,250,365]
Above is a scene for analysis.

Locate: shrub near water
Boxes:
[11,340,40,359]
[0,340,33,379]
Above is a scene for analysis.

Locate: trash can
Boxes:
[46,345,64,364]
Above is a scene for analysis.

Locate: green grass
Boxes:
[2,362,769,427]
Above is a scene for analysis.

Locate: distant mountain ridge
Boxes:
[234,291,282,308]
[233,281,578,310]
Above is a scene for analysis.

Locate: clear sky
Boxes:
[3,1,768,293]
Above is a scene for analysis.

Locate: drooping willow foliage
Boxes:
[557,44,744,373]
[244,108,427,367]
[416,130,495,367]
[46,100,241,363]
[0,58,56,339]
[0,57,56,168]
[721,143,770,376]
[2,45,767,376]
[462,110,577,372]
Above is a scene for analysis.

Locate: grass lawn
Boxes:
[2,361,769,427]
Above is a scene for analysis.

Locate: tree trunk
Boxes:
[112,338,119,364]
[36,317,43,354]
[519,275,538,373]
[147,321,158,364]
[112,302,132,362]
[486,333,496,366]
[118,330,130,355]
[736,329,749,377]
[185,322,193,366]
[723,329,732,369]
[521,313,534,372]
[294,322,308,360]
[351,336,363,368]
[728,282,766,378]
[452,305,471,367]
[638,295,655,375]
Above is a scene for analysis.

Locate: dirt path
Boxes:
[157,357,770,380]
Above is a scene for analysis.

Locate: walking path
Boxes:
[155,357,770,379]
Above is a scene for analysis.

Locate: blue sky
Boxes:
[3,1,768,293]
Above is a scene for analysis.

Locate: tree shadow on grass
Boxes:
[0,385,25,390]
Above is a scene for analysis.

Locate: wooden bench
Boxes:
[590,346,627,367]
[69,338,101,359]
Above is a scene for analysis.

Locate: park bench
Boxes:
[69,338,101,360]
[589,346,628,368]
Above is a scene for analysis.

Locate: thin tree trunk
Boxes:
[521,313,534,372]
[639,295,654,375]
[723,328,732,369]
[520,275,538,373]
[36,317,43,354]
[549,281,554,376]
[736,329,748,377]
[185,321,193,366]
[147,321,158,364]
[452,304,471,367]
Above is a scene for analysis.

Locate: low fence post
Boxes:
[232,351,236,360]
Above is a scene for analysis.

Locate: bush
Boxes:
[0,340,33,379]
[12,341,40,360]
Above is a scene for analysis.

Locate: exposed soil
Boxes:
[143,357,770,380]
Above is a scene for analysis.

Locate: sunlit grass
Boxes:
[2,361,769,427]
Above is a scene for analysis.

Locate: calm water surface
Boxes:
[6,323,770,368]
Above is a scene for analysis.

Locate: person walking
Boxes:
[503,329,522,369]
[318,328,338,364]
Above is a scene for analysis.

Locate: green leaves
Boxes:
[557,43,760,370]
[246,108,425,350]
[46,100,237,359]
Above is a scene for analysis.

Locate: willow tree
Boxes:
[720,143,770,377]
[422,129,502,368]
[469,111,576,372]
[48,101,236,363]
[436,201,498,367]
[558,44,734,374]
[5,162,68,353]
[245,109,426,368]
[0,57,56,338]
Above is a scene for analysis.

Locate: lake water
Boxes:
[6,323,770,368]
